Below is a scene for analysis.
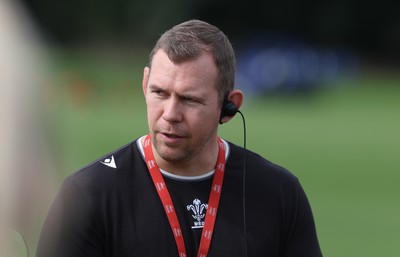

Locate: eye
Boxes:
[183,96,196,102]
[182,95,203,105]
[152,89,167,97]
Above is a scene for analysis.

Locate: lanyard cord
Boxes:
[143,134,227,257]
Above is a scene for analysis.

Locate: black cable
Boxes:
[237,110,248,257]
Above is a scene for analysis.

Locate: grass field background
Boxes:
[45,48,400,257]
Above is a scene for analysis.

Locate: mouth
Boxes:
[162,132,184,139]
[158,132,185,146]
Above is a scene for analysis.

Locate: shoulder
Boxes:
[226,141,300,189]
[64,138,146,193]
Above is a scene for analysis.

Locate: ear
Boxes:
[220,89,244,124]
[142,67,150,96]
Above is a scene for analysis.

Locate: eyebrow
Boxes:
[148,84,162,90]
[149,84,206,103]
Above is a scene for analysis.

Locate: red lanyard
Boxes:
[143,134,227,257]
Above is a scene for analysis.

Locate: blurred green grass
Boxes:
[46,48,400,257]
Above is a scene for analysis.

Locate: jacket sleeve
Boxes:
[36,177,104,257]
[282,178,323,257]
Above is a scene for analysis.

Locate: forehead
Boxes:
[149,50,218,93]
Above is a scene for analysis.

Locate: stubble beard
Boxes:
[152,131,213,164]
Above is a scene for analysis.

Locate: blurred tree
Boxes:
[21,0,400,60]
[21,0,197,44]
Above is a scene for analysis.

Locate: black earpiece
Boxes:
[219,97,238,124]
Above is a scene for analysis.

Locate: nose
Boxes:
[162,97,183,123]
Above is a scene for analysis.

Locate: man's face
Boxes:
[142,50,220,165]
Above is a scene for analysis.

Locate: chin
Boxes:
[158,151,190,163]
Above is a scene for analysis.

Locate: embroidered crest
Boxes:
[187,199,208,229]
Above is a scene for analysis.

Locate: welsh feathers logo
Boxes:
[187,199,208,229]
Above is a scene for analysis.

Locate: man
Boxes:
[37,19,322,257]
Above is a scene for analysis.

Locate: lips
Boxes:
[162,132,184,139]
[157,132,185,146]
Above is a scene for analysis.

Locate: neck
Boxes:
[155,143,219,177]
